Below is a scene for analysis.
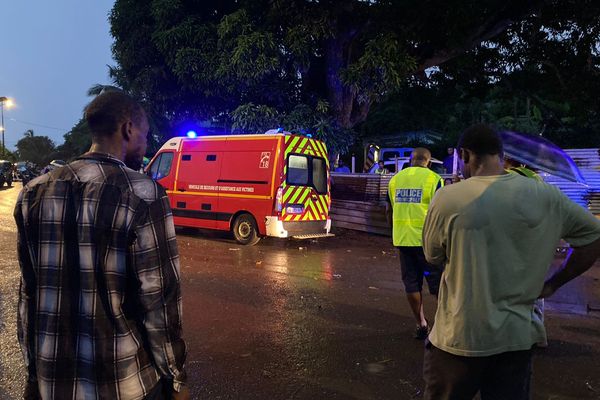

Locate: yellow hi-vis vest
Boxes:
[388,166,443,247]
[507,166,542,182]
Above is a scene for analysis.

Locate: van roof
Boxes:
[184,133,288,140]
[159,133,320,151]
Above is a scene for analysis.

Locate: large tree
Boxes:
[361,0,600,150]
[109,0,539,151]
[15,135,56,167]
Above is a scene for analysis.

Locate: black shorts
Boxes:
[398,246,442,295]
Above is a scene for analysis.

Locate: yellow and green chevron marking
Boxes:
[281,135,330,222]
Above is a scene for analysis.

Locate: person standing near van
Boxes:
[388,147,443,339]
[14,91,188,400]
[375,160,390,175]
[442,147,455,174]
[335,159,351,173]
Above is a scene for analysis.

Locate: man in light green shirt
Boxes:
[422,124,600,399]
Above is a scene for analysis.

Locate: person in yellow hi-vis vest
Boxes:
[388,147,444,340]
[504,157,542,181]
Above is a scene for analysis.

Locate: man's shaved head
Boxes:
[410,147,431,167]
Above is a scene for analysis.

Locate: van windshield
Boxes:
[148,152,174,180]
[287,154,328,194]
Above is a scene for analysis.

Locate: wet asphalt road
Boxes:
[1,182,600,399]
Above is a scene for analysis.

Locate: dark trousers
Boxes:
[144,379,173,400]
[423,343,532,400]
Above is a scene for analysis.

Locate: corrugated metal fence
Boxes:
[541,148,600,214]
[331,148,600,235]
[330,173,393,235]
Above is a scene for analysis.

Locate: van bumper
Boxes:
[265,217,331,238]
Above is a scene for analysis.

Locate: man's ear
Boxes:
[121,120,133,142]
[461,148,470,163]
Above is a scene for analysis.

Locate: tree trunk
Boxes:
[324,35,373,129]
[325,36,353,129]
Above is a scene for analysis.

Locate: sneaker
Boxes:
[414,324,429,340]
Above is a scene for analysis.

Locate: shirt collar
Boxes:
[77,152,126,167]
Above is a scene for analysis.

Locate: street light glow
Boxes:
[0,97,15,157]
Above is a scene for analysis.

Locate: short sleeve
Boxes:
[556,188,600,247]
[423,191,447,266]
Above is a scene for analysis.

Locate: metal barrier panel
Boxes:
[331,149,600,235]
[542,148,600,214]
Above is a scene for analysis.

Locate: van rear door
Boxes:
[281,148,329,223]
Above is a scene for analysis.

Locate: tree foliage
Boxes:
[0,145,16,162]
[109,0,538,153]
[54,118,92,161]
[16,135,56,167]
[361,0,600,151]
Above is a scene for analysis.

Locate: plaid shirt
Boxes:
[14,153,186,399]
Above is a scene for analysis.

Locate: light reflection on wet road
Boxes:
[176,227,426,399]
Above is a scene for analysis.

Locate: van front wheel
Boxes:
[232,214,260,245]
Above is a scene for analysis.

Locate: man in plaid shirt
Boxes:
[14,91,188,399]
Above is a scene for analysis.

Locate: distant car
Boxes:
[0,160,13,187]
[16,161,38,185]
[367,158,445,175]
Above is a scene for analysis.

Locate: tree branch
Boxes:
[415,1,542,72]
[350,99,371,127]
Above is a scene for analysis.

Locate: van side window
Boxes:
[312,158,327,194]
[148,152,174,180]
[288,155,309,185]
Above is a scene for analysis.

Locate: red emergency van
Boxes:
[146,133,332,244]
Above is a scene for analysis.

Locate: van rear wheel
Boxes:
[232,214,260,245]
